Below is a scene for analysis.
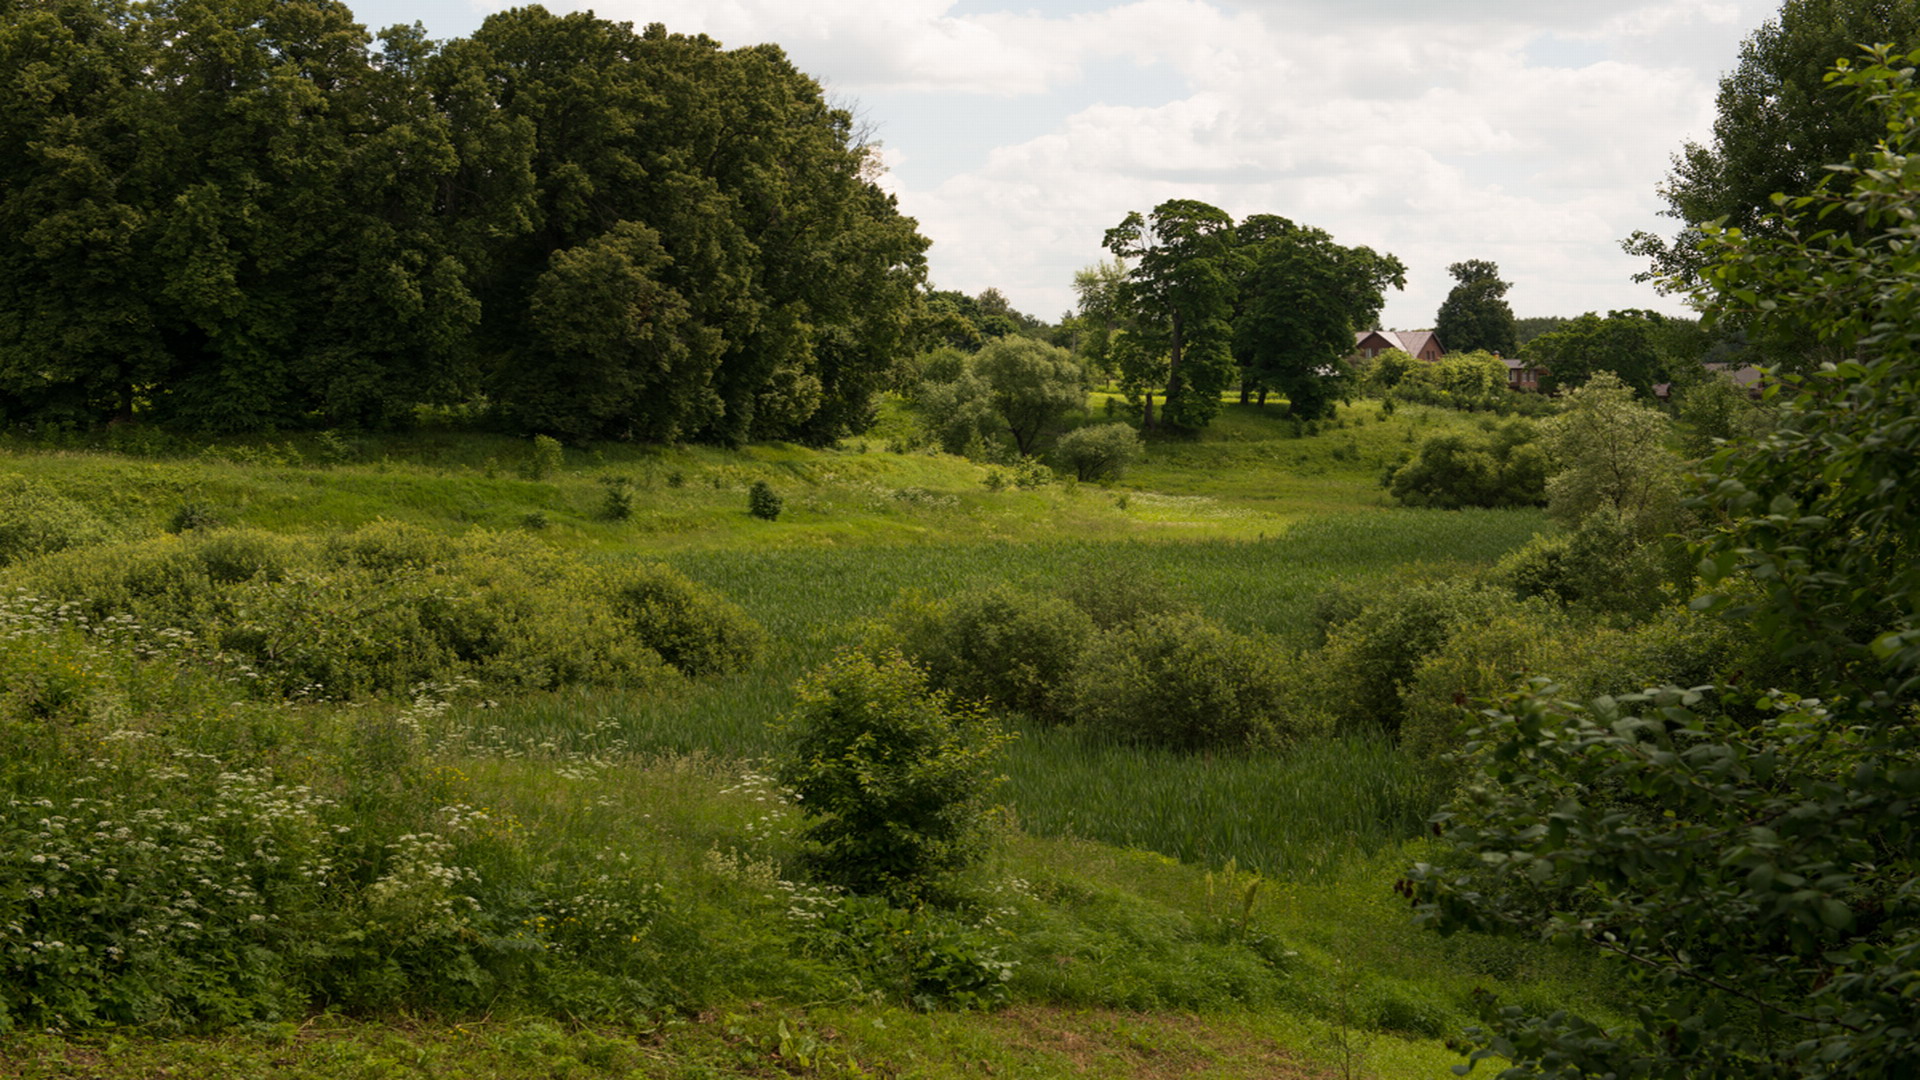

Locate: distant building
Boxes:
[1354,329,1444,362]
[1655,363,1767,402]
[1503,356,1543,392]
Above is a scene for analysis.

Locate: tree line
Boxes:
[0,0,928,442]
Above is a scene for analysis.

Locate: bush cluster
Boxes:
[1384,419,1547,509]
[877,577,1316,750]
[8,521,761,700]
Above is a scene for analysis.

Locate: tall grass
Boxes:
[1003,730,1431,880]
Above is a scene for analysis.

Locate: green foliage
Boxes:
[881,586,1093,724]
[1391,351,1515,412]
[1312,579,1526,738]
[775,650,1012,899]
[1674,369,1768,458]
[1051,422,1142,482]
[807,895,1014,1010]
[970,337,1086,456]
[523,436,565,481]
[605,563,763,677]
[1070,612,1309,750]
[0,3,928,440]
[1540,372,1684,533]
[1413,53,1920,1078]
[747,479,783,520]
[1104,199,1240,431]
[1231,214,1406,421]
[1522,310,1670,396]
[1433,260,1516,357]
[1386,420,1547,509]
[8,523,763,699]
[0,476,112,564]
[1622,0,1920,316]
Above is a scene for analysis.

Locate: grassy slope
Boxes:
[0,400,1599,1078]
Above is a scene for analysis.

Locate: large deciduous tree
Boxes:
[1408,51,1920,1079]
[1522,310,1667,397]
[1103,199,1238,431]
[1230,213,1405,420]
[1433,259,1516,357]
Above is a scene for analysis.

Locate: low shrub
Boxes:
[0,476,113,565]
[7,523,758,700]
[1052,422,1142,482]
[605,562,763,676]
[1070,612,1309,750]
[882,585,1094,724]
[1311,580,1524,738]
[748,480,783,520]
[775,649,1012,899]
[1385,419,1547,509]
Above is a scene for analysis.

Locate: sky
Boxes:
[348,0,1785,331]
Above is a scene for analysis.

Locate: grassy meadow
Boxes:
[0,399,1616,1078]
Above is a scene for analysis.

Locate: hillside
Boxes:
[0,400,1619,1079]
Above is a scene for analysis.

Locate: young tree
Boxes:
[1408,51,1920,1079]
[1539,371,1683,534]
[1103,199,1238,430]
[971,337,1085,456]
[1433,259,1517,357]
[1231,214,1406,420]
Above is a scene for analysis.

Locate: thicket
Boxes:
[7,521,762,699]
[0,1,924,443]
[1384,419,1548,509]
[1409,52,1920,1078]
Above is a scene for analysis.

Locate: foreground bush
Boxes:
[775,650,1012,899]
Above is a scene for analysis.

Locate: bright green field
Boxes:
[0,399,1601,1079]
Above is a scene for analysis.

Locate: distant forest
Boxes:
[0,1,929,442]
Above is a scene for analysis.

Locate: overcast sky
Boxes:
[350,0,1784,330]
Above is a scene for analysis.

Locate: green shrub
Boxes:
[167,502,222,533]
[0,477,112,565]
[523,434,565,480]
[1397,603,1598,770]
[808,895,1014,1010]
[1385,419,1546,509]
[883,585,1094,724]
[8,524,750,700]
[1050,562,1190,631]
[775,649,1012,899]
[1069,612,1308,750]
[598,477,635,521]
[1312,580,1522,738]
[1052,422,1142,482]
[1496,507,1690,623]
[604,562,763,676]
[747,480,782,520]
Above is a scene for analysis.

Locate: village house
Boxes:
[1353,329,1443,362]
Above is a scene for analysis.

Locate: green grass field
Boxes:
[0,399,1607,1078]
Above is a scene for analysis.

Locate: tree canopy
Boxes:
[1433,259,1517,357]
[1231,214,1405,421]
[0,1,928,441]
[1103,199,1239,431]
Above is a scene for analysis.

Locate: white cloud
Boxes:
[491,0,1783,326]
